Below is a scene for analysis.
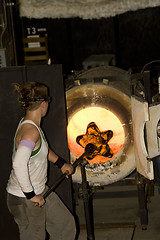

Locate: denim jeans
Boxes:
[7,187,76,240]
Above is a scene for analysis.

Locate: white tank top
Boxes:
[7,119,49,197]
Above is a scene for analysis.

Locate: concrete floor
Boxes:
[74,180,160,240]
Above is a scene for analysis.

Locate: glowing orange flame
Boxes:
[67,107,125,163]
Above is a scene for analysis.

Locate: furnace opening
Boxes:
[67,106,125,164]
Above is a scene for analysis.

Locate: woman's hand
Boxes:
[61,163,74,177]
[30,195,45,207]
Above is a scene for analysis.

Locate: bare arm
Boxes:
[47,148,59,163]
[48,148,73,175]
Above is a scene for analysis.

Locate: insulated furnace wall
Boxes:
[66,66,136,186]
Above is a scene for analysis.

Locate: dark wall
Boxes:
[0,67,24,240]
[118,7,160,70]
[0,65,73,239]
[18,6,160,74]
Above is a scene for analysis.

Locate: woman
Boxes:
[6,81,76,240]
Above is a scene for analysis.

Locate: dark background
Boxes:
[1,3,160,239]
[15,6,160,75]
[0,64,73,239]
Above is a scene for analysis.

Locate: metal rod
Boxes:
[80,164,95,240]
[5,0,18,65]
[136,172,148,229]
[42,143,96,200]
[42,152,87,200]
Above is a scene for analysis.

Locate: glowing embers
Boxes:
[67,107,125,164]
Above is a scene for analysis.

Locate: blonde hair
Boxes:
[13,81,49,110]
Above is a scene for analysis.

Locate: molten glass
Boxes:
[76,122,113,160]
[67,107,125,164]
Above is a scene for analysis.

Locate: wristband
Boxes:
[23,191,36,199]
[54,157,66,169]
